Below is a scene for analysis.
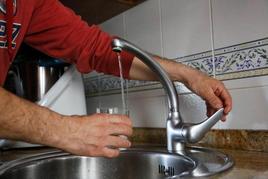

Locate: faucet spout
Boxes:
[111,37,223,153]
[112,37,179,115]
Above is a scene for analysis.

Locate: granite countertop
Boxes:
[0,146,267,178]
[208,149,268,179]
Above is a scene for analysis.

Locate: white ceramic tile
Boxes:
[124,0,162,56]
[219,85,268,130]
[99,14,125,37]
[178,93,220,129]
[87,92,167,128]
[87,94,125,113]
[128,95,167,128]
[223,75,268,90]
[86,97,101,115]
[220,76,268,129]
[161,0,211,59]
[175,82,192,94]
[213,0,268,48]
[127,89,166,128]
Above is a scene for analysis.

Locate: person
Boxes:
[0,0,232,158]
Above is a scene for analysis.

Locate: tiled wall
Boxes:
[84,0,268,130]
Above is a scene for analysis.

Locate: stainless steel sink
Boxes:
[0,149,194,179]
[0,147,233,179]
[185,146,234,178]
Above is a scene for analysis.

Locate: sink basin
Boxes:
[0,148,195,179]
[0,147,233,179]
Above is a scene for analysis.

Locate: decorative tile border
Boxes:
[83,76,160,97]
[84,37,268,97]
[179,38,268,77]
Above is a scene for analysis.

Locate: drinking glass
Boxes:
[96,107,130,144]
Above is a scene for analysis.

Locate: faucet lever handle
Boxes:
[183,108,224,143]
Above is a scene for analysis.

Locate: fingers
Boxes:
[59,114,133,158]
[205,89,224,109]
[103,136,131,148]
[105,123,133,137]
[206,102,215,117]
[87,136,131,158]
[92,114,132,157]
[204,81,232,120]
[88,136,131,158]
[218,87,232,115]
[101,147,120,158]
[206,104,227,122]
[85,147,120,158]
[77,135,131,158]
[212,87,232,117]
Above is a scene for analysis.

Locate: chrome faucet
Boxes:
[111,37,224,153]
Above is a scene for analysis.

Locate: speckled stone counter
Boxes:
[208,149,268,179]
[131,128,268,153]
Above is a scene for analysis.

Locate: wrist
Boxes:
[180,66,210,92]
[28,108,65,148]
[172,63,200,85]
[154,56,202,86]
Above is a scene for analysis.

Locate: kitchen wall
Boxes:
[84,0,268,130]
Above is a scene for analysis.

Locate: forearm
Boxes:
[129,56,203,86]
[0,87,62,146]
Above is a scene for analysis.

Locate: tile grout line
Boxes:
[209,0,216,78]
[158,0,164,58]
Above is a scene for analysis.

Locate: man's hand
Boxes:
[185,70,232,121]
[50,113,133,158]
[0,87,132,158]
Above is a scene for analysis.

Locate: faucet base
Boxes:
[168,142,186,155]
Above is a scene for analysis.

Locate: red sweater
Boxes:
[0,0,134,85]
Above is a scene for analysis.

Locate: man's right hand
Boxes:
[52,113,133,158]
[0,87,132,158]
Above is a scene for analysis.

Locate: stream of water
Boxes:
[117,53,127,114]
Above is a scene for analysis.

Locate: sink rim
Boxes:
[0,148,197,178]
[0,146,234,178]
[185,146,234,178]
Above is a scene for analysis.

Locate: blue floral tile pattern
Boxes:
[181,46,268,76]
[84,37,268,97]
[83,75,158,97]
[216,48,267,74]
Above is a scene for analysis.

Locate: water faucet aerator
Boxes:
[112,47,122,53]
